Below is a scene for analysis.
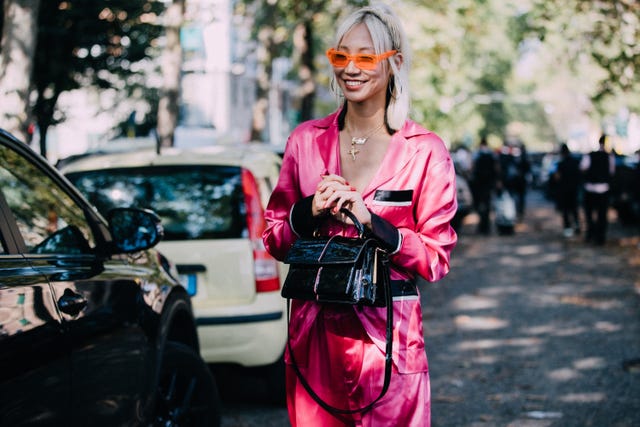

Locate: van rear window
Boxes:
[66,165,246,240]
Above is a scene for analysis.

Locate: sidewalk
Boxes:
[425,190,640,427]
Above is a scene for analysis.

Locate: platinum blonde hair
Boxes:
[330,3,411,130]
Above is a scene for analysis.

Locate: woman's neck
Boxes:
[344,103,386,132]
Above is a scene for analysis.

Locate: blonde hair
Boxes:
[330,3,411,130]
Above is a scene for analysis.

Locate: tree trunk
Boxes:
[0,0,41,144]
[156,0,184,151]
[296,21,315,122]
[33,88,57,158]
[250,28,275,142]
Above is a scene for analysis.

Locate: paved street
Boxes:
[219,190,640,426]
[428,190,640,427]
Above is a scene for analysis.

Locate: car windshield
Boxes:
[66,165,246,240]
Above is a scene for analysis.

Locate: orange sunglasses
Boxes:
[326,48,397,70]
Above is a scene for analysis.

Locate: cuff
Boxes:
[369,212,402,254]
[289,196,323,237]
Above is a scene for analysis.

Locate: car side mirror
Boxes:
[107,207,164,253]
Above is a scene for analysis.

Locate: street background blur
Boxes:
[1,0,639,162]
[1,1,639,425]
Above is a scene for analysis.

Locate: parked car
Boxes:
[0,129,220,426]
[527,150,547,189]
[60,144,288,397]
[611,154,640,225]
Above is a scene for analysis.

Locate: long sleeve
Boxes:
[385,141,458,283]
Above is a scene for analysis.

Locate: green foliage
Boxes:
[10,0,634,153]
[401,0,525,145]
[32,0,165,147]
[523,0,639,116]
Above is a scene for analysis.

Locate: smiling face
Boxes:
[333,23,392,107]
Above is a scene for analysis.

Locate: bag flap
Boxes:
[284,236,376,265]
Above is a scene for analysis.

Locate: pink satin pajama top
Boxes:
[263,109,458,374]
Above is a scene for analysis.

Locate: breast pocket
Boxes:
[371,189,415,226]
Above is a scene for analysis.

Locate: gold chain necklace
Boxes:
[346,121,385,161]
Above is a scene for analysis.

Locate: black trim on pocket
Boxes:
[373,190,413,202]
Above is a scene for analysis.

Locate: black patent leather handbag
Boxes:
[282,208,394,415]
[282,208,390,307]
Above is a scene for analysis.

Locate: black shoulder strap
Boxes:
[285,279,393,415]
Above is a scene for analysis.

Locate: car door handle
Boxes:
[176,264,207,274]
[58,289,87,316]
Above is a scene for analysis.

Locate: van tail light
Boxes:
[241,169,280,293]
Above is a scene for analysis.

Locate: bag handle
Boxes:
[285,266,393,415]
[315,208,368,262]
[339,207,365,237]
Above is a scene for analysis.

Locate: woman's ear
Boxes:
[393,52,404,69]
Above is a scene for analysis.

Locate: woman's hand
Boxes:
[313,174,372,228]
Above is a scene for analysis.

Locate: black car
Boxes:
[611,154,640,225]
[0,129,221,427]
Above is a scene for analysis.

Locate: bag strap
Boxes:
[285,273,393,415]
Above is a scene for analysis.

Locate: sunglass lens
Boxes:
[332,53,348,66]
[356,55,376,69]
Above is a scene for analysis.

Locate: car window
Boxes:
[0,145,95,254]
[67,165,246,240]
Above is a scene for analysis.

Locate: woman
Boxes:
[263,4,457,426]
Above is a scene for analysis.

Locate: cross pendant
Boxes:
[348,144,359,161]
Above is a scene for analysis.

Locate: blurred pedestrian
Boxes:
[580,134,615,245]
[453,144,472,181]
[471,137,499,234]
[262,4,457,426]
[511,143,531,220]
[553,143,581,237]
[498,141,520,197]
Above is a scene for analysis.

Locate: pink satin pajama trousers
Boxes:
[285,304,431,427]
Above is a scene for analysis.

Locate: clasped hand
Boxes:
[312,174,372,228]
